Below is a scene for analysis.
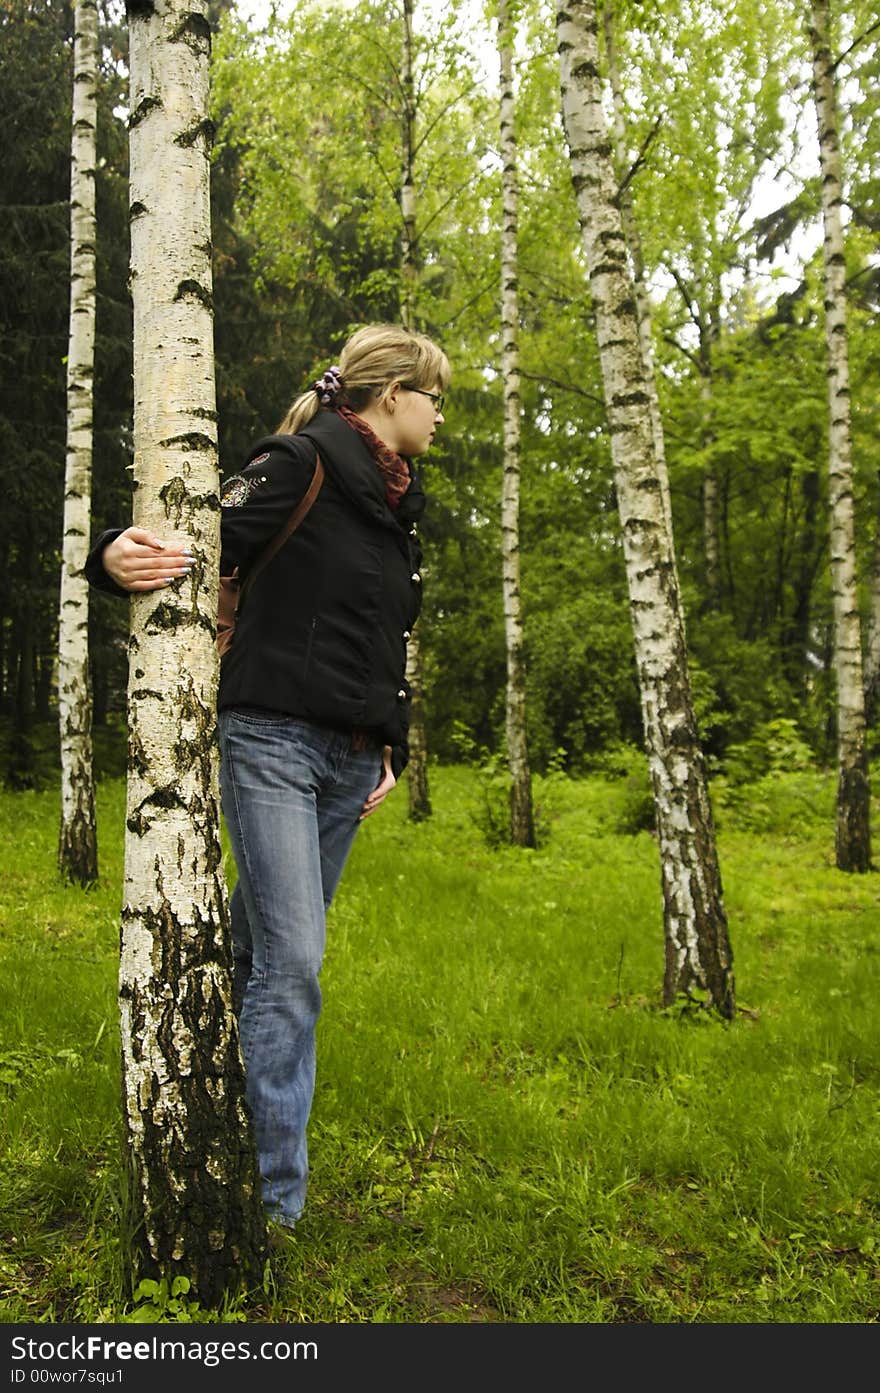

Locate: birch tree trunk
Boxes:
[557,0,735,1016]
[58,0,99,885]
[400,0,432,821]
[400,0,418,330]
[865,537,880,725]
[699,324,722,610]
[498,0,535,847]
[601,2,673,545]
[809,0,872,871]
[123,0,265,1302]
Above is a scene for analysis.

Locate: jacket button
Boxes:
[397,689,407,699]
[403,630,411,640]
[411,572,421,583]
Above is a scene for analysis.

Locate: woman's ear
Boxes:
[384,380,402,412]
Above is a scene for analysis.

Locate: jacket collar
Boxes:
[300,408,426,530]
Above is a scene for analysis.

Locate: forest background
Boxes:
[1,0,880,1328]
[3,0,878,795]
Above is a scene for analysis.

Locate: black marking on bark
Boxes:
[174,118,216,149]
[158,432,215,453]
[611,390,651,410]
[170,10,212,49]
[143,600,189,632]
[128,96,161,130]
[572,57,600,81]
[174,279,213,309]
[126,783,188,837]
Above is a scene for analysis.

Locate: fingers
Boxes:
[360,765,397,820]
[103,527,195,591]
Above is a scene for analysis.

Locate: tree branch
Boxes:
[832,19,880,74]
[617,115,662,201]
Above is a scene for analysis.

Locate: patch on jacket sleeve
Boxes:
[221,471,268,508]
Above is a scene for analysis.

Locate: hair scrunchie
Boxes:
[313,365,343,406]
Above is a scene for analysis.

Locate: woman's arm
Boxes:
[84,435,317,595]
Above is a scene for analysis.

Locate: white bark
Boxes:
[557,0,734,1014]
[124,0,264,1300]
[399,0,432,821]
[809,0,871,871]
[601,2,674,547]
[700,364,721,607]
[59,0,99,885]
[498,0,534,847]
[865,539,880,723]
[400,0,418,328]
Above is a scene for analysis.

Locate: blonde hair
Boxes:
[277,323,451,435]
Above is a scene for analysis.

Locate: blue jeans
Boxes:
[219,709,383,1228]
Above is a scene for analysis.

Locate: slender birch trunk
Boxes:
[58,0,99,885]
[699,326,722,609]
[123,0,265,1302]
[809,0,872,871]
[400,0,418,330]
[498,0,535,847]
[557,0,735,1016]
[400,0,432,821]
[865,537,880,725]
[601,2,673,544]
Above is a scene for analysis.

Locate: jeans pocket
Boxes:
[229,707,291,727]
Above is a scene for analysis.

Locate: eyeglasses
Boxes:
[404,386,445,413]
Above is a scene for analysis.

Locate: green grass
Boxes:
[0,765,878,1323]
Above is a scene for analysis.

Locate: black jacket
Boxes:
[85,409,426,776]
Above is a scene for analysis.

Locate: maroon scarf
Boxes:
[336,406,411,510]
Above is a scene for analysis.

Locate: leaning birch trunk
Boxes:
[400,0,432,821]
[124,0,265,1302]
[498,0,535,847]
[58,0,99,885]
[557,0,735,1016]
[601,2,673,544]
[809,0,872,872]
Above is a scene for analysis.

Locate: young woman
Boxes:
[87,323,450,1233]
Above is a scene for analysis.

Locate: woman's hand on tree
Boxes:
[102,527,193,592]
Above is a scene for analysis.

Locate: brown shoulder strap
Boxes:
[240,453,325,599]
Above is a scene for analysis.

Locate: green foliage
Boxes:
[611,748,656,837]
[127,1276,206,1324]
[723,716,819,785]
[447,723,561,847]
[2,0,879,794]
[711,719,833,838]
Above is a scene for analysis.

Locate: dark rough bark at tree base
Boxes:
[836,759,873,873]
[122,904,267,1306]
[58,807,98,885]
[510,779,535,849]
[406,639,432,822]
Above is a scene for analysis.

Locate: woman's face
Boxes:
[391,383,445,457]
